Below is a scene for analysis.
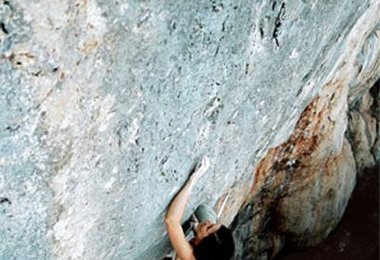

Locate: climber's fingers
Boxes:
[206,223,221,235]
[198,221,221,236]
[192,156,210,181]
[203,220,213,229]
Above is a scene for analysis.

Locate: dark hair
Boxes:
[193,225,235,260]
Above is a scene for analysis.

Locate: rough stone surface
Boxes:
[279,165,379,260]
[232,87,357,259]
[347,80,380,173]
[0,0,379,260]
[231,2,380,258]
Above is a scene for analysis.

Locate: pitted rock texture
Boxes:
[0,0,379,260]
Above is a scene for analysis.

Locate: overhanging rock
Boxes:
[0,0,379,259]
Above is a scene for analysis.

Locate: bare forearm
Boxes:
[164,157,210,259]
[165,157,210,225]
[165,177,196,223]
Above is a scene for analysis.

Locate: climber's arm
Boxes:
[165,182,195,259]
[165,174,196,223]
[165,157,210,260]
[165,174,197,260]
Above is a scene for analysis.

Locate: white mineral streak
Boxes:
[97,95,116,132]
[324,1,380,86]
[16,0,68,52]
[14,0,111,259]
[311,0,379,157]
[86,0,107,38]
[104,176,116,190]
[127,118,141,145]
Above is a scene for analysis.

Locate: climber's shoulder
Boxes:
[165,220,196,260]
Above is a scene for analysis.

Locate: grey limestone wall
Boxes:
[0,0,378,259]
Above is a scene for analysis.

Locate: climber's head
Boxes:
[193,224,235,260]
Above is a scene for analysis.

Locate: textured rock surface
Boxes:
[347,80,379,173]
[232,90,357,259]
[0,1,379,260]
[232,2,380,258]
[279,165,379,260]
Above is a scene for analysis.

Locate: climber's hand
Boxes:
[191,156,210,183]
[194,220,221,242]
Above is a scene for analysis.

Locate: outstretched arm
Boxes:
[165,157,210,260]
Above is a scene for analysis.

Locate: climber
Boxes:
[164,156,235,260]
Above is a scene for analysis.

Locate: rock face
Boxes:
[0,1,379,260]
[232,5,380,258]
[232,89,357,259]
[232,6,380,258]
[348,80,379,173]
